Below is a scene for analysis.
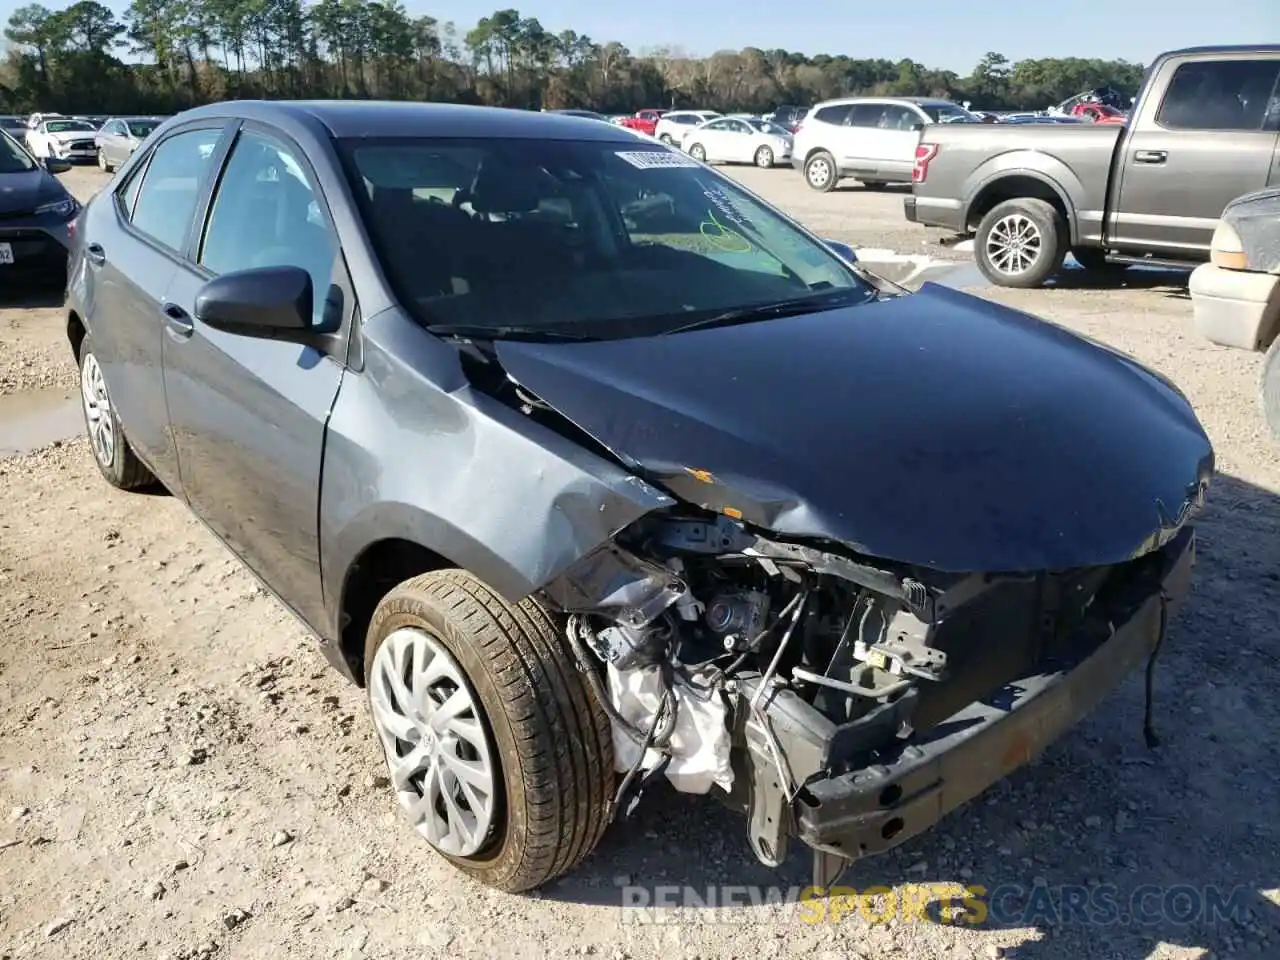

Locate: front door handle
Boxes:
[161,302,194,339]
[1134,149,1167,164]
[84,242,105,265]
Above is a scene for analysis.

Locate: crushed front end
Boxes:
[540,509,1199,883]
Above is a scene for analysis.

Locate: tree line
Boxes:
[0,0,1149,116]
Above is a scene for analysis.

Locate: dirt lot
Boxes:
[1,164,1278,960]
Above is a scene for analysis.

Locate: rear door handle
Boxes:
[161,302,194,339]
[85,242,105,265]
[1134,150,1167,164]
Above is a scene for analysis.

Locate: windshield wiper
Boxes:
[662,288,874,336]
[429,324,592,343]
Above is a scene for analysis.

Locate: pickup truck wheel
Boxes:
[1262,336,1280,443]
[77,334,155,490]
[805,151,837,192]
[363,569,614,893]
[975,198,1067,288]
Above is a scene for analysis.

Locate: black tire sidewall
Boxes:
[363,584,527,879]
[689,144,705,161]
[975,198,1067,288]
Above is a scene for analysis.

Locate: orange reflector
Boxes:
[1210,248,1248,270]
[723,506,743,519]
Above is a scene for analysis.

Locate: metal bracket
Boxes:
[743,711,789,867]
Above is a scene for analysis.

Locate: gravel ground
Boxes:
[1,163,1278,960]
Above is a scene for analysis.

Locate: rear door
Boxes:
[85,122,230,492]
[160,122,349,628]
[1111,54,1280,256]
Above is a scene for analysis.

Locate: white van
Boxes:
[791,97,976,192]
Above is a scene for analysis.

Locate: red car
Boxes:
[617,109,666,137]
[1071,102,1126,124]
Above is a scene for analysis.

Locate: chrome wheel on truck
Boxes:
[974,197,1067,289]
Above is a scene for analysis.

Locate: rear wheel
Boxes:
[688,143,706,162]
[804,151,837,192]
[754,145,774,168]
[974,197,1068,289]
[77,333,154,490]
[363,569,614,893]
[1262,335,1280,443]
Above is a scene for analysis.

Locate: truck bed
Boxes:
[908,123,1125,236]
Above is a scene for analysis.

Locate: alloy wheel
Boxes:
[755,146,774,168]
[80,353,115,468]
[985,213,1043,277]
[368,626,498,858]
[807,157,831,188]
[689,144,705,161]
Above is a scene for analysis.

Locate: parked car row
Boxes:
[1,112,167,165]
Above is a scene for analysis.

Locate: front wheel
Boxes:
[659,133,675,146]
[754,145,774,168]
[1262,335,1280,443]
[688,143,706,162]
[363,569,614,892]
[974,197,1068,288]
[98,150,112,173]
[77,333,155,490]
[804,151,837,192]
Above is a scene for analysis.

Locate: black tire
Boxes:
[1262,335,1280,444]
[688,143,706,162]
[754,145,774,168]
[1069,246,1126,274]
[974,197,1068,289]
[76,333,154,490]
[363,569,614,893]
[804,151,838,192]
[659,134,675,146]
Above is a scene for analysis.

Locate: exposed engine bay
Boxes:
[540,508,1186,879]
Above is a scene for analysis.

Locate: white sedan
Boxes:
[25,117,100,162]
[680,116,793,168]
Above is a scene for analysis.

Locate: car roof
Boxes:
[813,96,960,107]
[171,100,646,142]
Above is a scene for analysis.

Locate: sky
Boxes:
[2,0,1276,73]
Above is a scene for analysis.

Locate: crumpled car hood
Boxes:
[495,283,1213,572]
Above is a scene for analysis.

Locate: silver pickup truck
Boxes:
[905,45,1280,288]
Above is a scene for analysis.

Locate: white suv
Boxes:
[791,97,976,192]
[654,110,720,146]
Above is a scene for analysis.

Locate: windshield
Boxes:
[127,120,160,137]
[745,118,792,136]
[341,137,871,340]
[919,103,978,123]
[0,130,36,173]
[45,120,95,133]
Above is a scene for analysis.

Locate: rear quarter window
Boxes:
[813,104,853,125]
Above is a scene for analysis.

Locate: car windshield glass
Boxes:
[45,120,95,133]
[341,137,872,340]
[919,103,977,123]
[128,120,160,137]
[0,131,36,173]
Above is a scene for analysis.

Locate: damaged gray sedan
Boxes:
[65,100,1215,893]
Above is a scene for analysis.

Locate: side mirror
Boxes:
[823,239,858,264]
[42,156,71,174]
[195,265,313,335]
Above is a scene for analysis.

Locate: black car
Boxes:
[65,100,1212,894]
[0,128,77,283]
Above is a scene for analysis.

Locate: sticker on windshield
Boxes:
[615,150,700,169]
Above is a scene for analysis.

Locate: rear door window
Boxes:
[129,127,225,252]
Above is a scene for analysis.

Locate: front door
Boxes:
[1111,55,1280,257]
[161,123,349,629]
